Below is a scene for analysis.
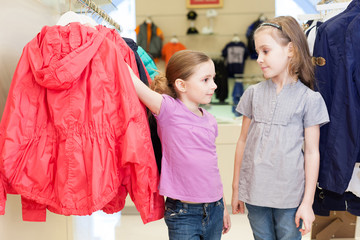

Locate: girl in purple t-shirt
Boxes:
[129,50,231,239]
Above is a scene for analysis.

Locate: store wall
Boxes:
[0,0,60,119]
[0,195,73,240]
[135,0,275,73]
[0,1,73,240]
[123,0,275,210]
[0,0,272,238]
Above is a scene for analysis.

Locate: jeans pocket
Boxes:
[216,198,224,210]
[165,198,185,219]
[164,208,177,218]
[164,207,187,219]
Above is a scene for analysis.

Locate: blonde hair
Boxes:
[255,16,315,89]
[150,50,211,97]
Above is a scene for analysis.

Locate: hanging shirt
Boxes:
[314,0,360,194]
[246,19,264,59]
[135,22,164,59]
[161,42,186,65]
[236,80,329,208]
[346,163,360,198]
[304,20,323,56]
[123,37,151,85]
[97,25,140,78]
[222,41,248,77]
[212,58,228,102]
[340,7,360,203]
[137,46,159,80]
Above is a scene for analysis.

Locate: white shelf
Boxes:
[316,2,351,11]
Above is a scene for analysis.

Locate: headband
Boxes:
[260,22,282,31]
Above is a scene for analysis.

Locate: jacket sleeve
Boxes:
[0,44,35,218]
[0,175,5,215]
[21,197,46,222]
[0,39,49,220]
[114,50,164,223]
[110,28,141,79]
[0,126,5,215]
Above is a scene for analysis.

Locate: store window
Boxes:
[82,0,136,39]
[73,211,121,240]
[107,0,136,39]
[275,0,318,18]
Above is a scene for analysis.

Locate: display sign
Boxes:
[187,0,223,8]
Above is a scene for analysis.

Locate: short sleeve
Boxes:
[209,112,218,137]
[236,86,254,118]
[154,94,173,121]
[304,91,330,128]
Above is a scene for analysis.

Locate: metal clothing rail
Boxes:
[77,0,121,32]
[233,74,264,84]
[316,0,351,11]
[316,1,351,11]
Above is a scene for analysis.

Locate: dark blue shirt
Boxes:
[314,0,360,194]
[221,41,248,78]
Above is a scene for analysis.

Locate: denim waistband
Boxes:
[166,197,223,209]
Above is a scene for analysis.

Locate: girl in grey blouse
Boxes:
[231,16,329,240]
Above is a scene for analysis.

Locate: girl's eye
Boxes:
[203,78,209,82]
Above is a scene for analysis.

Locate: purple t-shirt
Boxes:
[154,95,223,203]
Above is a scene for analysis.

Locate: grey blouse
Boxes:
[236,79,329,208]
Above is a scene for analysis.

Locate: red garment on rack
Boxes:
[98,25,152,85]
[0,23,164,223]
[161,42,186,65]
[98,25,140,78]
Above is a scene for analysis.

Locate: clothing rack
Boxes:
[297,13,322,22]
[298,0,351,23]
[233,74,263,79]
[77,0,121,32]
[233,74,264,84]
[316,0,351,11]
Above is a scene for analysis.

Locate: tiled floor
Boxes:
[115,213,312,240]
[69,201,360,240]
[114,212,360,240]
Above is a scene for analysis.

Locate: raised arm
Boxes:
[295,124,320,235]
[127,65,163,115]
[231,115,251,214]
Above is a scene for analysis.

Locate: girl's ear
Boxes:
[175,79,186,92]
[287,42,295,58]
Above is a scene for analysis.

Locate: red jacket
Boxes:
[0,23,164,223]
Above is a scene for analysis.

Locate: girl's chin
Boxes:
[200,100,212,105]
[262,73,271,79]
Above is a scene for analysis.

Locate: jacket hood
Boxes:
[27,23,105,90]
[123,37,138,52]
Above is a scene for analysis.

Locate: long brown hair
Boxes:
[255,16,315,89]
[150,50,211,97]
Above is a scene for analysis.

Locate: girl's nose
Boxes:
[257,55,263,64]
[212,81,217,90]
[210,78,217,89]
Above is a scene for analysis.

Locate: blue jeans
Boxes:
[164,197,224,240]
[246,203,302,240]
[232,82,244,117]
